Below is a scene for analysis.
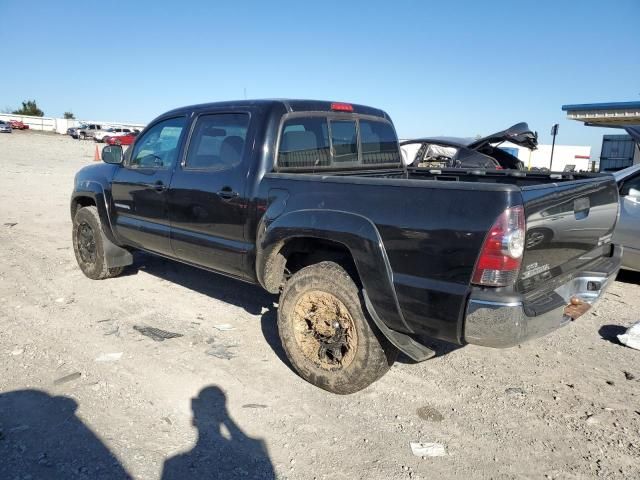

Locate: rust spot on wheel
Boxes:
[292,290,358,371]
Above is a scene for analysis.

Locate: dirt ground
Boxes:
[1,131,639,479]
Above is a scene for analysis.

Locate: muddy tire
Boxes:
[278,261,398,394]
[72,206,124,280]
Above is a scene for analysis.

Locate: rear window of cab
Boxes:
[277,115,400,170]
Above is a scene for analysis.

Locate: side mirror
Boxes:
[102,145,123,164]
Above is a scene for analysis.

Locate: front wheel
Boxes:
[278,261,398,394]
[72,206,124,280]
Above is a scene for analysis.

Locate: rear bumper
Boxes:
[464,246,621,348]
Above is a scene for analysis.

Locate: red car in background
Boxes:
[104,132,138,146]
[9,120,29,130]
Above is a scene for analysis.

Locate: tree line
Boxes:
[4,99,75,119]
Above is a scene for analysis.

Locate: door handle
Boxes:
[153,180,166,192]
[217,188,238,200]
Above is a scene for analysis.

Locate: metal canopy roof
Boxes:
[562,101,640,126]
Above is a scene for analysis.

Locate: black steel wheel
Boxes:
[76,221,97,265]
[72,206,124,280]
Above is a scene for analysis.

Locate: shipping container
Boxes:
[600,134,636,171]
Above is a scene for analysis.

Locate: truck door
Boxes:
[110,116,187,255]
[167,112,252,278]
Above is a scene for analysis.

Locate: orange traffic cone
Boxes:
[94,145,100,162]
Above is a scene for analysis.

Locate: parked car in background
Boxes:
[67,123,102,140]
[94,127,132,143]
[9,120,29,130]
[0,120,12,133]
[613,164,640,271]
[104,131,138,146]
[401,123,537,170]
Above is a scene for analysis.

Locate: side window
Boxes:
[184,114,250,170]
[330,120,358,163]
[359,120,401,165]
[128,117,186,169]
[278,117,331,168]
[622,174,640,196]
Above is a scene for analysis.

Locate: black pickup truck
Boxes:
[71,99,621,394]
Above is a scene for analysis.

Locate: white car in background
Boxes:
[613,164,640,271]
[94,127,133,143]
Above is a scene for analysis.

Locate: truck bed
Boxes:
[261,167,619,345]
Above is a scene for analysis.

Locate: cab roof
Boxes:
[161,99,391,120]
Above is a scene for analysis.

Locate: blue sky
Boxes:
[1,0,638,155]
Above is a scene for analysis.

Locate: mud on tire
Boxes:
[72,206,124,280]
[278,261,398,394]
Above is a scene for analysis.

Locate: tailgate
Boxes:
[517,175,619,294]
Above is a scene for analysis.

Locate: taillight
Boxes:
[472,205,525,287]
[330,102,354,112]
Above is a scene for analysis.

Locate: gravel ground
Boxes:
[0,131,639,479]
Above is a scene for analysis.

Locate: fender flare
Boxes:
[71,181,119,244]
[71,182,132,269]
[257,209,412,335]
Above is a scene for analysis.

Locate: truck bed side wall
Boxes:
[257,174,518,344]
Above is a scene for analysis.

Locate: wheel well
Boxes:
[264,238,359,293]
[72,196,96,216]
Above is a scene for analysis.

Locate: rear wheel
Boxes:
[278,261,398,394]
[72,206,124,280]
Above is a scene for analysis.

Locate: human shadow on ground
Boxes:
[0,389,131,479]
[161,386,275,480]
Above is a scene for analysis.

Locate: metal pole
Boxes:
[549,124,559,171]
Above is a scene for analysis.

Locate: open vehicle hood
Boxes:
[468,122,538,151]
[402,123,538,151]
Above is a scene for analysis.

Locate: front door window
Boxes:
[128,117,186,170]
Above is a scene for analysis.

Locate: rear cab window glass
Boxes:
[278,117,331,168]
[330,120,358,164]
[185,113,250,170]
[276,115,400,171]
[360,120,401,165]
